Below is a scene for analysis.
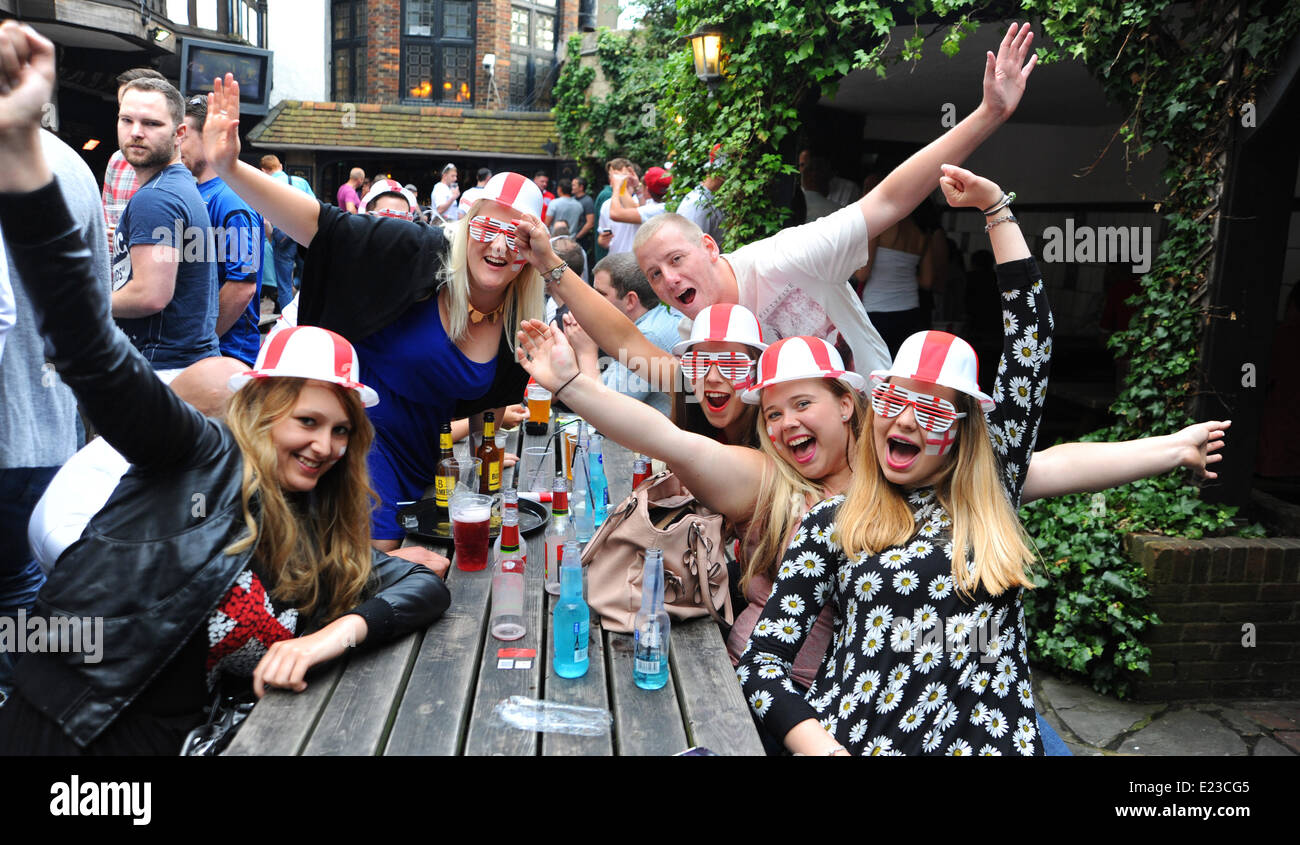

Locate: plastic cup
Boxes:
[439,457,482,497]
[450,492,493,571]
[526,384,552,435]
[521,445,555,495]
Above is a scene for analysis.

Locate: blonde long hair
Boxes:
[836,393,1036,597]
[742,379,866,592]
[224,378,378,621]
[441,198,545,348]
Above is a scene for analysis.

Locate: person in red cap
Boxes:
[609,164,671,229]
[201,74,544,550]
[0,22,451,754]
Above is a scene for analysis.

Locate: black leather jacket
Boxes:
[1,180,451,747]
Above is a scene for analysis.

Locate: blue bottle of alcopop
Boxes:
[552,542,590,678]
[633,549,671,690]
[587,434,610,527]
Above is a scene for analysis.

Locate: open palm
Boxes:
[515,319,579,391]
[981,22,1037,121]
[202,73,243,176]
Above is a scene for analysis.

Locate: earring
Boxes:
[841,415,849,421]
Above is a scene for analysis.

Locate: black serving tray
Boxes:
[398,496,549,542]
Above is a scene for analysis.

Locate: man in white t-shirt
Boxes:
[609,166,669,228]
[459,167,492,214]
[431,162,463,222]
[619,31,1037,376]
[598,194,639,256]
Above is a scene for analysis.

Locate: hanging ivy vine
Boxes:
[554,0,1299,695]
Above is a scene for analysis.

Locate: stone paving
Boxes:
[1034,672,1300,756]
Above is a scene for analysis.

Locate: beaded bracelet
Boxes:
[984,213,1018,232]
[982,191,1016,216]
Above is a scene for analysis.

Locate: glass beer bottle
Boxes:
[633,549,671,690]
[433,421,455,532]
[552,542,589,678]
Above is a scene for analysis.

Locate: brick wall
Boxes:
[475,0,509,110]
[1125,534,1300,700]
[364,1,401,102]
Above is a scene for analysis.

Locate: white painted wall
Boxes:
[267,0,328,104]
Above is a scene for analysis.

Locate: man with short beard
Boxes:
[110,77,219,378]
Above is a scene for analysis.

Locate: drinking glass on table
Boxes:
[521,445,556,498]
[450,492,494,571]
[526,383,552,435]
[439,456,482,496]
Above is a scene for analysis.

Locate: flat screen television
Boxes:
[180,37,273,115]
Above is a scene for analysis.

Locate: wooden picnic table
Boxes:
[226,415,764,756]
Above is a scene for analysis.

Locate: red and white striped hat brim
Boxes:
[671,303,768,355]
[361,178,418,215]
[229,326,379,407]
[869,330,994,413]
[740,336,866,404]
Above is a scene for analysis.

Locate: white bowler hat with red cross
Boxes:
[229,326,379,407]
[870,330,994,413]
[473,172,544,219]
[360,178,419,216]
[671,303,768,355]
[740,336,866,404]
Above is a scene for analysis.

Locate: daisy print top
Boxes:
[737,257,1051,756]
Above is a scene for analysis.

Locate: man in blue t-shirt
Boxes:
[110,78,218,375]
[180,96,263,366]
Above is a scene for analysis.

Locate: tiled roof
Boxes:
[247,101,559,159]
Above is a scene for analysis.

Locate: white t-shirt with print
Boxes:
[679,203,890,377]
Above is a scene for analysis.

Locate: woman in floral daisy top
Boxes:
[738,164,1052,756]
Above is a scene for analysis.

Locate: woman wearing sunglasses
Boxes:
[201,75,544,549]
[734,164,1053,756]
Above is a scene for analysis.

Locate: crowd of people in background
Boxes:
[0,20,1250,758]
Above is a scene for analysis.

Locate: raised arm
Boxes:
[203,74,321,245]
[860,23,1036,238]
[513,212,679,390]
[516,319,767,524]
[0,22,221,470]
[1022,421,1230,504]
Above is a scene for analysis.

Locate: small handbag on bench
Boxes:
[579,470,733,634]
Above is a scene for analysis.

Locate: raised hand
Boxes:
[981,22,1037,122]
[203,73,243,177]
[1174,419,1230,480]
[516,318,579,392]
[0,22,54,137]
[938,163,1003,211]
[507,213,557,272]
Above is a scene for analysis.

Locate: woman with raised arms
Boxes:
[200,75,543,553]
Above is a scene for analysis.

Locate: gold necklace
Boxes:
[467,298,506,324]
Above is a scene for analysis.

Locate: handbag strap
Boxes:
[683,522,725,626]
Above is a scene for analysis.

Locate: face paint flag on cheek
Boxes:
[337,444,347,459]
[923,427,958,456]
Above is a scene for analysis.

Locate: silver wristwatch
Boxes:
[544,260,568,285]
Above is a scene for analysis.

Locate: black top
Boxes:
[297,203,529,417]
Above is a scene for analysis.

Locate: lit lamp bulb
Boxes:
[687,26,724,96]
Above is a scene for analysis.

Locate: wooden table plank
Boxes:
[461,562,545,756]
[541,597,614,756]
[671,619,766,756]
[605,630,690,755]
[384,556,491,756]
[302,629,422,755]
[224,660,343,756]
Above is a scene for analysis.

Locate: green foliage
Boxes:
[553,0,1299,696]
[1012,0,1297,695]
[552,0,677,182]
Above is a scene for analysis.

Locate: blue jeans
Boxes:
[1040,712,1072,756]
[270,228,297,312]
[0,466,59,696]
